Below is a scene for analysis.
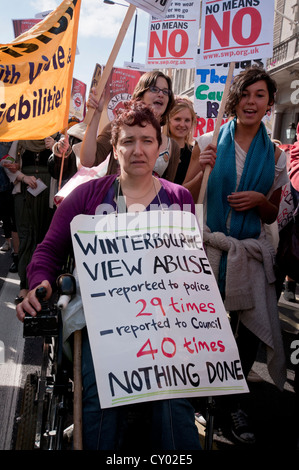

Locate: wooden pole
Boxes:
[58,151,65,191]
[84,4,136,126]
[197,62,235,204]
[58,127,68,191]
[73,329,83,450]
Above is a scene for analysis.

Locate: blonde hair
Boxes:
[166,96,197,146]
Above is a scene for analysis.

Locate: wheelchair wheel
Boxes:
[15,373,38,450]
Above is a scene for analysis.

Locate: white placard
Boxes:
[71,210,248,408]
[27,178,47,197]
[198,0,274,66]
[277,182,294,231]
[146,0,200,69]
[193,58,266,138]
[128,0,173,18]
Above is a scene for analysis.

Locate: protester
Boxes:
[166,96,197,184]
[80,70,180,181]
[16,101,202,451]
[0,165,13,251]
[283,124,299,301]
[183,66,288,444]
[165,95,206,424]
[1,141,20,272]
[289,122,299,203]
[0,142,14,252]
[271,142,297,301]
[288,123,299,446]
[5,135,59,303]
[48,119,86,186]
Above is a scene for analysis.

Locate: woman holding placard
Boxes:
[80,70,181,182]
[16,101,202,451]
[183,66,288,444]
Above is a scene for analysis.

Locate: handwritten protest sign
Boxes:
[277,182,294,232]
[0,0,81,141]
[193,58,266,137]
[146,0,200,69]
[198,0,275,66]
[71,210,248,408]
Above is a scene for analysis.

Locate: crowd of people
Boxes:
[0,65,298,450]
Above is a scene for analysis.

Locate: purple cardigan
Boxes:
[27,175,195,289]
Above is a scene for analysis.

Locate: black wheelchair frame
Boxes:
[15,278,215,451]
[15,281,75,451]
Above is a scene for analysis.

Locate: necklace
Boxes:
[116,176,162,213]
[119,177,155,199]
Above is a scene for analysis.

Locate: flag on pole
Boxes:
[0,0,81,141]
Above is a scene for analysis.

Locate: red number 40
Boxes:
[137,337,176,359]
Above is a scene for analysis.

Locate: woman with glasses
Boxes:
[80,71,180,182]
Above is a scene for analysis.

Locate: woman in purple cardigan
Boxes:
[16,101,201,451]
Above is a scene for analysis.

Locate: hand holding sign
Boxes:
[196,0,274,203]
[198,60,235,203]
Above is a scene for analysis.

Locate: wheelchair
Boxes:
[15,274,79,450]
[14,274,215,451]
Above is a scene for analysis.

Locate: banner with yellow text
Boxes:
[0,0,81,141]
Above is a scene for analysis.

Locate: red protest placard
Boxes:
[198,0,274,65]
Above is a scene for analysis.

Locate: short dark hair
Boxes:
[132,70,174,126]
[111,100,162,148]
[225,66,277,117]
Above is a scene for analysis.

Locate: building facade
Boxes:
[268,0,299,144]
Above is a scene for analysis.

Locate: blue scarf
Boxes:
[206,118,275,295]
[207,118,275,240]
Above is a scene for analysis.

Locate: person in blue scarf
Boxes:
[184,66,288,445]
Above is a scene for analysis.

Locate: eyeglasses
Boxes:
[148,86,172,97]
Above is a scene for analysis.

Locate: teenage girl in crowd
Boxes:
[183,66,288,444]
[80,71,180,182]
[3,136,60,303]
[166,96,197,185]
